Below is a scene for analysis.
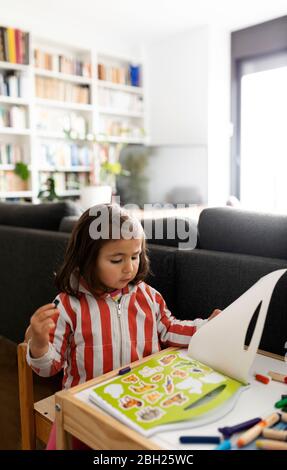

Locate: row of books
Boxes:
[98,63,141,87]
[0,105,27,128]
[0,170,29,191]
[38,142,92,168]
[34,49,92,77]
[98,89,143,113]
[35,77,90,104]
[0,26,29,65]
[39,171,89,192]
[0,71,30,98]
[35,109,89,135]
[99,117,144,138]
[0,143,25,165]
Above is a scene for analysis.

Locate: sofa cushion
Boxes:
[142,217,198,249]
[174,248,287,356]
[0,201,81,231]
[0,226,70,342]
[59,215,80,233]
[198,207,287,259]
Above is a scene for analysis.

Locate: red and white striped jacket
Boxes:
[27,281,207,389]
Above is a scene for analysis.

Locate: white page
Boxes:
[188,269,286,384]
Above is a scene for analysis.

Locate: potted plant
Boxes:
[13,162,30,191]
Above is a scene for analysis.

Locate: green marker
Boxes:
[275,397,287,409]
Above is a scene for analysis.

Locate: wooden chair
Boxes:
[17,342,58,449]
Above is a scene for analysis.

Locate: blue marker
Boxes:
[214,439,232,450]
[179,436,221,444]
[118,366,131,375]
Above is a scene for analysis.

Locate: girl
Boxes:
[26,204,220,448]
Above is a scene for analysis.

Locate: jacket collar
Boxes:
[72,273,138,298]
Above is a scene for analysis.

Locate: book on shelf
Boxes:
[88,269,286,436]
[35,77,90,104]
[0,143,24,165]
[0,26,29,64]
[34,48,91,77]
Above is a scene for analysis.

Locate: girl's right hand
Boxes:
[29,303,59,358]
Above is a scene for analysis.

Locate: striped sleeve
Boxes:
[26,294,74,377]
[154,291,208,347]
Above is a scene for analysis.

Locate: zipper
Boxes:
[113,297,123,367]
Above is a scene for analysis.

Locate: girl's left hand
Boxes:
[208,309,221,321]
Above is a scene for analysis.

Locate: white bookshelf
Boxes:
[0,27,146,202]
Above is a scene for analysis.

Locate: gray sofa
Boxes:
[0,203,287,357]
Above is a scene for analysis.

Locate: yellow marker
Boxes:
[262,428,287,441]
[237,412,280,448]
[256,439,287,450]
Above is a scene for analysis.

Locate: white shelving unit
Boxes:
[0,26,146,202]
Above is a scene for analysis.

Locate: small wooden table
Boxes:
[55,348,286,450]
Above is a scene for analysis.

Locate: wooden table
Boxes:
[55,348,287,450]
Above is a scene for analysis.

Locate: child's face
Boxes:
[96,238,143,290]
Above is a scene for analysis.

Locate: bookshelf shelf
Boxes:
[0,191,34,198]
[0,25,146,202]
[97,80,143,95]
[98,107,144,118]
[34,68,93,85]
[0,61,29,72]
[0,127,30,135]
[0,96,30,106]
[34,98,92,111]
[39,166,91,172]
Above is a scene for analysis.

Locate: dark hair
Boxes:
[55,204,150,296]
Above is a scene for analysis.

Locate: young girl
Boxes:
[26,203,220,448]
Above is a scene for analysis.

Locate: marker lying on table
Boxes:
[118,366,131,375]
[262,428,287,441]
[179,435,221,444]
[214,439,232,450]
[268,371,287,384]
[275,397,287,409]
[256,439,287,450]
[236,412,281,448]
[218,417,262,439]
[254,373,270,384]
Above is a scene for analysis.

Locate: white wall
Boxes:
[144,26,230,205]
[145,146,208,204]
[0,9,140,58]
[207,27,231,206]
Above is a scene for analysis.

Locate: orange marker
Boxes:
[255,373,270,384]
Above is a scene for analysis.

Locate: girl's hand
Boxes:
[208,308,221,321]
[29,303,59,358]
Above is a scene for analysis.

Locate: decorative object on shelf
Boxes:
[13,161,29,181]
[38,176,60,202]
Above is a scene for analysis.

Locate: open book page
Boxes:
[88,349,243,437]
[188,269,287,384]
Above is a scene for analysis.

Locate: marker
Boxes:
[236,412,280,448]
[53,299,60,307]
[268,371,287,384]
[275,397,287,409]
[218,417,262,438]
[179,435,221,444]
[262,428,287,441]
[256,439,287,450]
[214,439,231,450]
[254,373,270,384]
[118,366,131,375]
